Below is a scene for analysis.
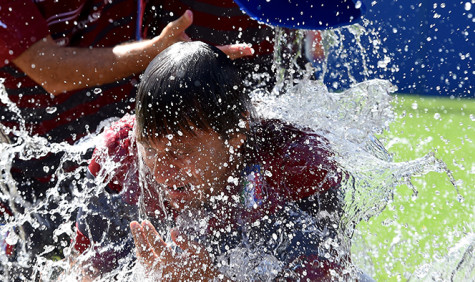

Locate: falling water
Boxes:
[0,23,472,281]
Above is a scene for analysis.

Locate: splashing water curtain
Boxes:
[238,0,472,281]
[0,0,473,281]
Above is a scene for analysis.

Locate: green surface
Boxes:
[354,95,475,281]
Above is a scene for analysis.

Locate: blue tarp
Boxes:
[235,0,474,97]
[364,0,474,97]
[234,0,364,30]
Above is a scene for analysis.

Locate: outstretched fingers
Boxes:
[141,221,172,261]
[164,10,193,41]
[217,44,255,60]
[130,221,156,266]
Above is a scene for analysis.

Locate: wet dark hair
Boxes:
[135,41,251,143]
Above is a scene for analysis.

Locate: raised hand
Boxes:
[154,10,253,60]
[130,220,227,281]
[153,10,193,51]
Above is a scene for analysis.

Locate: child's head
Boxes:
[135,41,251,143]
[135,41,251,208]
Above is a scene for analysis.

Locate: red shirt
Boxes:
[0,0,142,185]
[0,0,274,143]
[74,115,345,278]
[0,0,274,184]
[0,0,140,143]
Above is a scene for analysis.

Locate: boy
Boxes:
[73,41,346,280]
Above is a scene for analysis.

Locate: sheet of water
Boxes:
[0,24,472,281]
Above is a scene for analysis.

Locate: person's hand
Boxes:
[153,10,253,60]
[153,10,193,51]
[130,220,227,281]
[217,44,254,60]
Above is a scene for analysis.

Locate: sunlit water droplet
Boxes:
[0,20,468,282]
[45,107,57,114]
[464,2,472,11]
[5,230,19,245]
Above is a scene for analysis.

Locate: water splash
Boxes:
[0,82,116,279]
[252,71,460,236]
[0,24,470,282]
[409,232,475,281]
[258,27,468,279]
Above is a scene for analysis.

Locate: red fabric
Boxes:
[256,121,341,200]
[75,115,344,278]
[194,0,237,8]
[0,202,12,216]
[161,1,261,30]
[73,222,92,254]
[0,202,14,256]
[0,0,140,183]
[0,1,50,67]
[290,254,349,281]
[88,114,136,194]
[0,0,138,141]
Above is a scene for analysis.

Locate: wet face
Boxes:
[137,128,245,210]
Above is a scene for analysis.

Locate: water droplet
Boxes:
[5,230,19,245]
[227,176,238,185]
[464,2,471,11]
[45,107,57,114]
[93,88,102,95]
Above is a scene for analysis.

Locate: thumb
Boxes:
[168,10,193,35]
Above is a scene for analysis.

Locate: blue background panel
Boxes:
[362,0,474,97]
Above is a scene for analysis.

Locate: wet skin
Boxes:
[136,128,245,210]
[131,128,244,279]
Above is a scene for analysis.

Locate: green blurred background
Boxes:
[354,95,474,281]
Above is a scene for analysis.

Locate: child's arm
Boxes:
[130,220,231,281]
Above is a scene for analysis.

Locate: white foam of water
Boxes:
[0,22,470,281]
[409,232,475,281]
[252,70,461,244]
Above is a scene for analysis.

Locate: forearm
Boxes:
[12,10,193,95]
[12,35,164,94]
